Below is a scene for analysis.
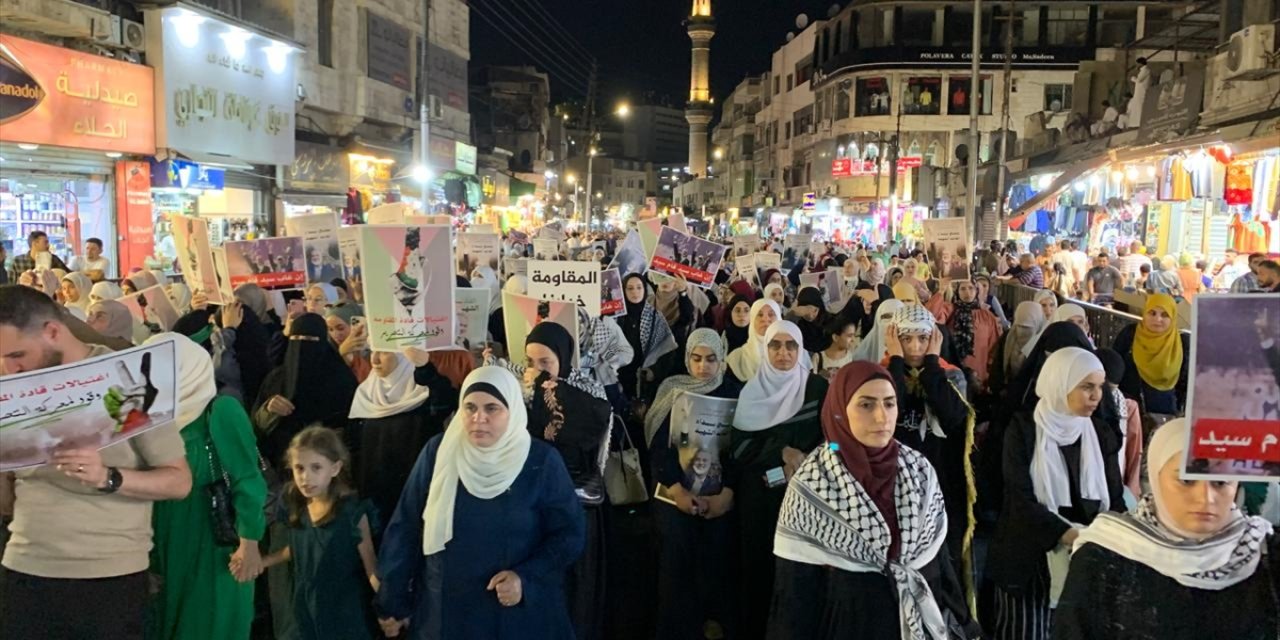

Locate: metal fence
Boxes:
[995,281,1149,350]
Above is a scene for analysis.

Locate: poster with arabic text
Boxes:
[527,259,602,317]
[358,224,456,352]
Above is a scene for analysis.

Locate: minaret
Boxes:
[686,0,715,177]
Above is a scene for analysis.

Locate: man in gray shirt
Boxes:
[1085,252,1123,306]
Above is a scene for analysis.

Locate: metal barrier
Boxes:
[995,281,1147,351]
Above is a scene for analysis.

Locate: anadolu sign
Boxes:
[145,6,298,165]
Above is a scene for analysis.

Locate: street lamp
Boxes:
[713,148,723,160]
[615,102,630,118]
[586,147,599,227]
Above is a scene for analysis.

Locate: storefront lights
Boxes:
[412,165,433,182]
[1036,174,1053,190]
[1073,181,1086,192]
[1110,169,1125,182]
[1146,165,1157,178]
[170,12,206,48]
[1124,166,1139,181]
[219,27,253,59]
[105,152,123,158]
[16,143,38,151]
[264,42,295,74]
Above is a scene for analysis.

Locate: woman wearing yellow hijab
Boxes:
[1111,293,1190,415]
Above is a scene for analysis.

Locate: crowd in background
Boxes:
[0,221,1277,640]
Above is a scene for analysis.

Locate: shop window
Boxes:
[835,87,851,120]
[1046,8,1088,46]
[949,76,993,115]
[925,141,941,166]
[902,77,942,115]
[900,8,936,46]
[855,77,891,117]
[1044,83,1073,112]
[864,142,880,160]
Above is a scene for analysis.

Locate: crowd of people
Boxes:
[0,223,1277,640]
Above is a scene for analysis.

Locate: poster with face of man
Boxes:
[783,233,813,271]
[169,214,223,304]
[285,213,343,284]
[223,238,307,291]
[1183,294,1280,481]
[358,225,455,352]
[457,232,502,279]
[336,227,362,281]
[454,288,491,349]
[922,218,971,280]
[600,268,624,316]
[655,393,737,503]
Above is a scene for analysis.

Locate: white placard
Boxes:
[527,259,602,316]
[453,288,491,349]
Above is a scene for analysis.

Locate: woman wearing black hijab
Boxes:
[617,273,678,406]
[252,313,359,467]
[721,293,754,353]
[484,321,612,640]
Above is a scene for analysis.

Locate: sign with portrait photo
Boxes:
[654,393,737,503]
[922,217,971,280]
[337,227,362,281]
[358,224,455,351]
[285,212,343,284]
[0,337,179,472]
[600,268,624,317]
[1183,294,1280,481]
[222,237,307,291]
[453,288,491,349]
[783,233,813,271]
[169,214,223,304]
[457,232,502,278]
[649,226,726,288]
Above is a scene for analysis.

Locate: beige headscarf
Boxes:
[146,333,217,429]
[88,300,136,344]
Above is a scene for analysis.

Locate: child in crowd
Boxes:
[264,426,380,639]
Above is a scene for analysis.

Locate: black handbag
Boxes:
[205,414,240,547]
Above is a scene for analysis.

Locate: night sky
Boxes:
[469,0,836,107]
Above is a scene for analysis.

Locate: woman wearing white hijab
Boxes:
[1000,301,1046,384]
[166,282,193,316]
[348,350,458,532]
[851,298,905,363]
[148,334,268,639]
[986,347,1124,640]
[1050,303,1091,341]
[725,298,781,382]
[1055,418,1277,639]
[376,366,585,640]
[59,271,94,320]
[90,280,124,303]
[729,321,830,638]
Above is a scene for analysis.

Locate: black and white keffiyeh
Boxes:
[775,445,951,640]
[637,302,678,369]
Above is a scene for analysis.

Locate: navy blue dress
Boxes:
[377,436,586,640]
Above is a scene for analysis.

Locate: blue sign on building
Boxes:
[150,159,226,191]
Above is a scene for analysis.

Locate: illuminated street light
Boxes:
[567,173,577,184]
[615,102,630,118]
[411,165,433,182]
[713,148,724,160]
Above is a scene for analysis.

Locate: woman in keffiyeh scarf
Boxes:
[769,362,979,640]
[1055,418,1277,639]
[933,280,1003,393]
[616,273,678,403]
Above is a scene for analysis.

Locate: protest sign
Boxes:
[735,254,760,288]
[609,230,647,277]
[209,247,234,301]
[336,227,362,281]
[358,225,455,351]
[732,235,761,257]
[365,202,413,225]
[528,260,603,316]
[457,232,502,278]
[636,218,663,263]
[922,218,971,280]
[783,233,813,271]
[753,251,782,281]
[600,268,624,316]
[223,237,307,291]
[502,291,579,367]
[668,212,689,234]
[799,269,843,307]
[285,212,344,283]
[532,238,562,261]
[454,288,491,349]
[508,230,529,255]
[654,393,737,503]
[649,226,726,288]
[503,257,528,278]
[569,241,607,263]
[0,337,179,472]
[1183,294,1280,481]
[118,285,179,332]
[169,214,223,304]
[536,221,566,242]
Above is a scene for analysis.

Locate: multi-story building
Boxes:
[709,77,763,212]
[470,66,551,174]
[751,17,824,213]
[622,105,691,165]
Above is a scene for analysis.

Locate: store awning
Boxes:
[1006,154,1111,228]
[167,149,254,171]
[280,192,347,208]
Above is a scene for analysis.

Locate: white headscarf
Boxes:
[503,274,529,296]
[348,352,432,419]
[147,333,216,429]
[1053,303,1087,324]
[1022,290,1060,356]
[471,265,503,310]
[726,299,780,381]
[423,366,531,555]
[61,272,93,314]
[166,283,193,315]
[1031,347,1110,515]
[852,299,905,363]
[90,280,124,303]
[733,320,811,432]
[763,282,786,306]
[1074,419,1273,590]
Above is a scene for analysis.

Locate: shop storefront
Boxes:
[0,33,156,276]
[281,140,351,219]
[144,4,297,266]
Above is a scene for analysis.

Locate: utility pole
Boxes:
[966,0,982,238]
[993,0,1015,242]
[419,0,432,209]
[583,62,599,227]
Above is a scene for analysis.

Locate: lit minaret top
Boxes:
[685,0,715,175]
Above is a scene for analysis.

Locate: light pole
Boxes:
[585,147,597,227]
[566,173,578,219]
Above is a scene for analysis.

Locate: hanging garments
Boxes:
[1225,161,1254,206]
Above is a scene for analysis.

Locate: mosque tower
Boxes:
[685,0,715,177]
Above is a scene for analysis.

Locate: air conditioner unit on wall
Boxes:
[121,18,145,51]
[91,15,120,45]
[1224,24,1278,81]
[427,95,444,121]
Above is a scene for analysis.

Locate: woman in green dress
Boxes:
[728,320,829,640]
[149,334,268,640]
